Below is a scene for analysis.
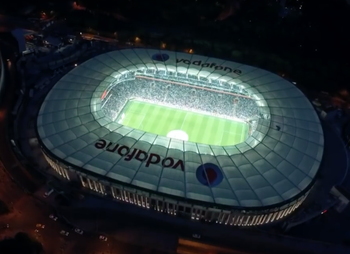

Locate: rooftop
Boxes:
[37,49,324,209]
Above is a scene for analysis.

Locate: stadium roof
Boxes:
[37,49,324,208]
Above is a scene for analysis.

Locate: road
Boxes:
[286,122,350,244]
[0,183,162,254]
[177,238,258,254]
[0,35,44,193]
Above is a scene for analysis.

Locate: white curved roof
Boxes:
[37,49,324,208]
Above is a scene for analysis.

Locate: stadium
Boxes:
[36,48,324,226]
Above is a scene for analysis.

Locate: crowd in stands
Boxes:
[102,73,261,122]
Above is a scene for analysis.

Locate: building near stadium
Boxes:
[36,49,324,226]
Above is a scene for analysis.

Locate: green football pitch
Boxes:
[116,99,249,146]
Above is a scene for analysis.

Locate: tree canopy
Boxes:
[0,232,43,254]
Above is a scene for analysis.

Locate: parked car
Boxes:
[44,189,54,198]
[49,214,58,221]
[192,234,201,239]
[36,224,45,229]
[74,228,83,235]
[60,230,69,236]
[99,235,107,241]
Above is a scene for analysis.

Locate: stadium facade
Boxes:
[36,49,324,226]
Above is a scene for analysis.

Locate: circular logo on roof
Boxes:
[152,53,169,62]
[196,163,223,187]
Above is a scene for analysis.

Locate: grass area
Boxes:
[116,99,249,146]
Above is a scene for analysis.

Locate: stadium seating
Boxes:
[102,71,261,125]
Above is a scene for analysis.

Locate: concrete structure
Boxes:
[36,49,324,226]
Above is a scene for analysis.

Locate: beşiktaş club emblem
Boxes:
[152,53,170,62]
[196,163,223,187]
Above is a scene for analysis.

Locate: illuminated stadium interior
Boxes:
[101,69,263,146]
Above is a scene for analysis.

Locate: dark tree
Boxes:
[0,199,9,215]
[0,232,43,254]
